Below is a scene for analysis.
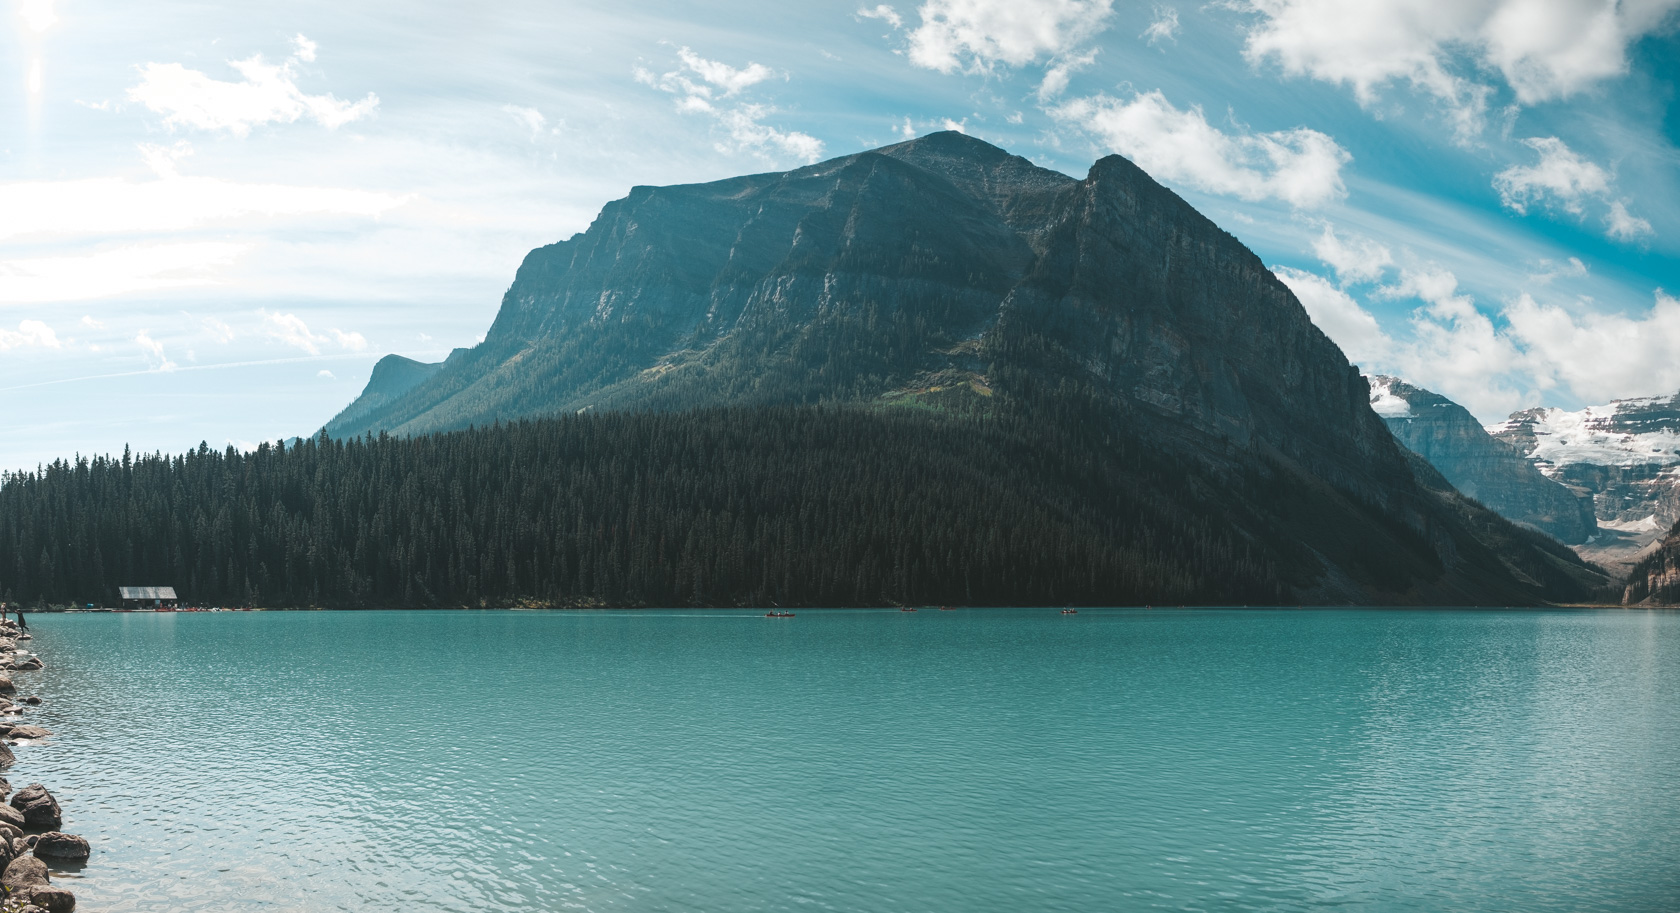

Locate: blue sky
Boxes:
[2,0,1677,471]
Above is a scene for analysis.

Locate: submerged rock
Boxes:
[31,833,88,861]
[9,786,59,830]
[21,697,39,706]
[0,677,15,693]
[10,658,41,672]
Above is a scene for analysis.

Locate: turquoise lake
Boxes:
[15,608,1680,912]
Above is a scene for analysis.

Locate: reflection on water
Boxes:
[17,608,1680,912]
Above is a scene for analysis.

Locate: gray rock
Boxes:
[9,785,59,830]
[10,658,41,672]
[31,833,88,862]
[0,741,15,769]
[0,677,14,693]
[26,886,74,913]
[0,821,20,841]
[7,727,49,741]
[20,697,39,706]
[2,854,47,888]
[0,804,26,830]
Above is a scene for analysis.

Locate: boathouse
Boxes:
[119,586,178,610]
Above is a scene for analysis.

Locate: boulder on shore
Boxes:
[28,886,76,913]
[8,727,49,741]
[2,853,47,888]
[0,804,26,830]
[0,741,15,769]
[31,833,88,862]
[10,658,42,672]
[0,676,14,693]
[9,785,59,830]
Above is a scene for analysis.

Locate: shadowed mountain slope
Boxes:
[317,132,1611,605]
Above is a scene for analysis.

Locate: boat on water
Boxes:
[1061,609,1078,615]
[900,607,917,612]
[765,611,795,618]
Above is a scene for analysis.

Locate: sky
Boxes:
[2,0,1678,472]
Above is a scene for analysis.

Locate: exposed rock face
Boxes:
[319,131,1612,605]
[1491,392,1680,570]
[1624,521,1680,605]
[1368,377,1596,543]
[9,785,59,830]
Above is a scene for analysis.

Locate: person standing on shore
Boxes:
[16,609,25,630]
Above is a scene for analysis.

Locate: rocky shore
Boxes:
[0,620,86,913]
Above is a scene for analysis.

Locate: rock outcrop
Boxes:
[10,785,60,830]
[31,833,88,862]
[1368,376,1596,543]
[1624,520,1680,605]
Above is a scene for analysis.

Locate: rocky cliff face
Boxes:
[1368,376,1596,543]
[1490,393,1680,571]
[322,132,1611,605]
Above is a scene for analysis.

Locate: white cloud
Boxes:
[0,242,248,304]
[1493,137,1609,215]
[317,369,336,379]
[907,0,1113,73]
[1606,200,1654,240]
[1036,48,1098,101]
[1238,0,1680,138]
[1493,136,1650,241]
[637,48,823,164]
[136,331,177,372]
[1051,89,1350,208]
[1312,225,1393,285]
[0,148,410,242]
[80,315,106,330]
[1529,256,1588,284]
[503,104,547,139]
[0,320,60,352]
[127,37,378,137]
[857,4,905,28]
[1504,290,1680,404]
[1273,266,1393,366]
[202,316,235,344]
[259,310,366,355]
[1142,5,1179,46]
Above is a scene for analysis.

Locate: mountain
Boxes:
[1367,376,1596,543]
[320,131,1611,605]
[1489,392,1680,571]
[1624,520,1680,605]
[326,354,445,435]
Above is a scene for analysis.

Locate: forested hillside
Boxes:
[0,393,1611,609]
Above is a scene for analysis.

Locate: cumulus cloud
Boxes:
[1142,5,1179,46]
[1273,266,1393,366]
[906,0,1113,73]
[0,242,247,304]
[1503,290,1680,404]
[259,310,366,355]
[1494,136,1650,241]
[1312,225,1393,285]
[127,36,378,137]
[636,48,823,163]
[1238,0,1680,137]
[0,320,60,352]
[1051,89,1350,208]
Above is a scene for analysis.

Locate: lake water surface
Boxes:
[16,608,1680,912]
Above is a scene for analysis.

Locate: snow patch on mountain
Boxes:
[1367,377,1412,418]
[1486,397,1680,469]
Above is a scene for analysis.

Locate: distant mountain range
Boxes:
[318,132,1610,606]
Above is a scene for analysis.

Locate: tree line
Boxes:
[0,403,1288,609]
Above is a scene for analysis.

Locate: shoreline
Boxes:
[0,617,85,912]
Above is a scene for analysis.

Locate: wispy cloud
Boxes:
[635,47,822,163]
[1494,137,1650,241]
[0,242,248,304]
[1051,89,1350,208]
[127,35,377,137]
[1142,5,1179,47]
[259,310,367,355]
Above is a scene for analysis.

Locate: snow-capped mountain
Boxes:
[1489,392,1680,569]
